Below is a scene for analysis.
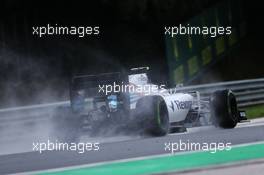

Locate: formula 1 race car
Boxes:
[50,67,247,142]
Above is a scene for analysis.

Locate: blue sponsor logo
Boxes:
[169,100,192,111]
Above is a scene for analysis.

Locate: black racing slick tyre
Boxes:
[136,96,169,136]
[50,107,80,143]
[210,90,238,128]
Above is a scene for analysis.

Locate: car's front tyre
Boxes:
[210,90,238,128]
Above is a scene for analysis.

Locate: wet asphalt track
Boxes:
[0,118,264,174]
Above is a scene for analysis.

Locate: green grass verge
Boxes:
[242,104,264,119]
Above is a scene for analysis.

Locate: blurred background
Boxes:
[0,0,263,107]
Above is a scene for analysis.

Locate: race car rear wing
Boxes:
[69,72,129,112]
[71,72,125,91]
[70,72,128,98]
[70,66,150,92]
[69,67,150,112]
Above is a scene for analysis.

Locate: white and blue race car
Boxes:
[51,67,247,142]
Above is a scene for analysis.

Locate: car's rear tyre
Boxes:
[136,96,169,136]
[50,107,80,143]
[210,90,238,128]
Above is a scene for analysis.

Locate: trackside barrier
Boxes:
[0,78,263,125]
